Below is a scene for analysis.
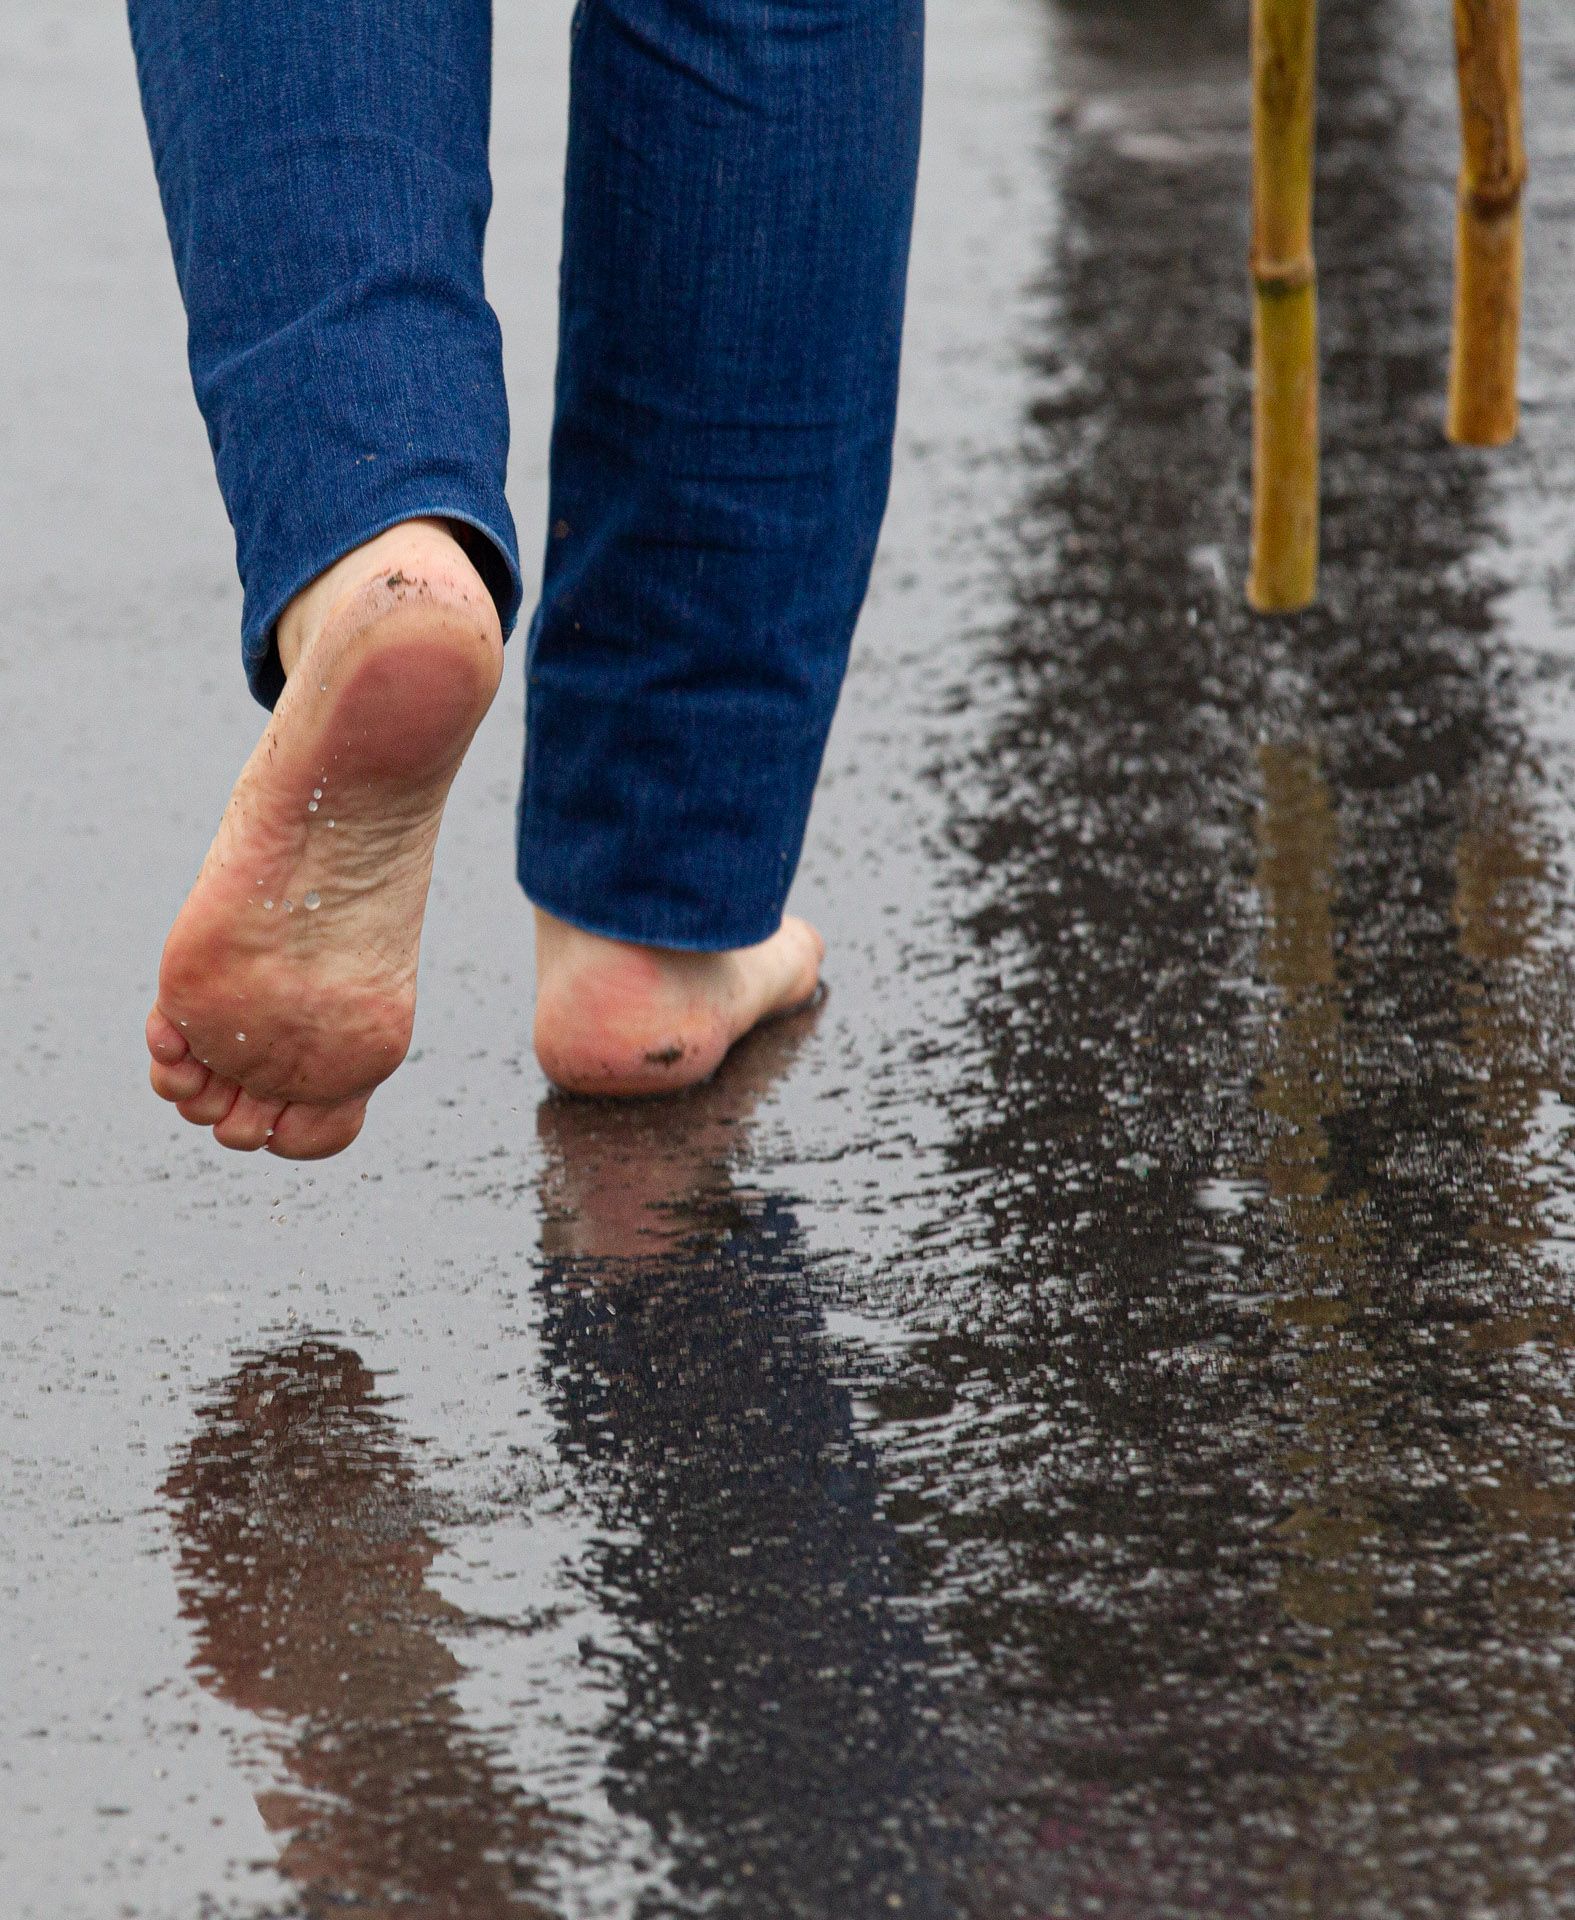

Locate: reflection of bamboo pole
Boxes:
[1248,0,1319,614]
[1454,815,1544,1244]
[1447,0,1524,446]
[1254,744,1376,1643]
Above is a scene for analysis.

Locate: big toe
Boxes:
[744,915,824,1027]
[265,1096,369,1161]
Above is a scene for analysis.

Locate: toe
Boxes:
[178,1073,243,1128]
[151,1054,210,1104]
[213,1090,288,1153]
[147,1005,191,1067]
[266,1096,369,1160]
[779,915,826,1001]
[744,915,824,1028]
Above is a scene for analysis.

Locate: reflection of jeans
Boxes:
[127,0,923,947]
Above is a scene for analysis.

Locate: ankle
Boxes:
[536,912,709,1013]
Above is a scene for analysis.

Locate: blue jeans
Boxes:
[127,0,923,949]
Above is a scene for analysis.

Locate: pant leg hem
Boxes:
[519,882,788,956]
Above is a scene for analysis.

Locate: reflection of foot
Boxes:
[146,521,503,1158]
[164,1340,554,1916]
[532,908,824,1097]
[537,990,822,1259]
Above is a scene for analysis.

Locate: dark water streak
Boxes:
[885,0,1575,1911]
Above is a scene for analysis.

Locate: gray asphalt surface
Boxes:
[8,0,1575,1913]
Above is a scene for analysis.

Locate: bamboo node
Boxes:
[1251,254,1316,296]
[1459,168,1525,218]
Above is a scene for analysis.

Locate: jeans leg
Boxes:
[519,0,924,950]
[127,0,522,707]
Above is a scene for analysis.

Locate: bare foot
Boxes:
[146,519,503,1157]
[532,908,824,1097]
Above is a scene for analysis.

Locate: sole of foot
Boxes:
[146,519,503,1158]
[532,907,825,1098]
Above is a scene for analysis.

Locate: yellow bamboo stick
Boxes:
[1248,0,1319,614]
[1447,0,1525,446]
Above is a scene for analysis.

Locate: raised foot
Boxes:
[532,908,825,1097]
[146,520,503,1158]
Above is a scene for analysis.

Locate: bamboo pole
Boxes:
[1248,0,1319,614]
[1447,0,1524,446]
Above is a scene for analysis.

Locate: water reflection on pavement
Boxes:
[532,1031,968,1920]
[166,1346,556,1918]
[9,0,1575,1912]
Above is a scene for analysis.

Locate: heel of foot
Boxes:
[531,913,825,1099]
[303,582,504,785]
[534,1001,733,1098]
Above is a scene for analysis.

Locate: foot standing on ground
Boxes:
[128,0,919,1154]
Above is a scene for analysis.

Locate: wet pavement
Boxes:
[8,0,1575,1912]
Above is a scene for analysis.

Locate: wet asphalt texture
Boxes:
[8,0,1575,1914]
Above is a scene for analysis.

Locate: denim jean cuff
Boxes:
[517,642,823,952]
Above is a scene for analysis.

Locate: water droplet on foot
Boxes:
[307,800,319,813]
[303,891,321,911]
[263,899,273,910]
[283,899,294,913]
[235,1032,246,1043]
